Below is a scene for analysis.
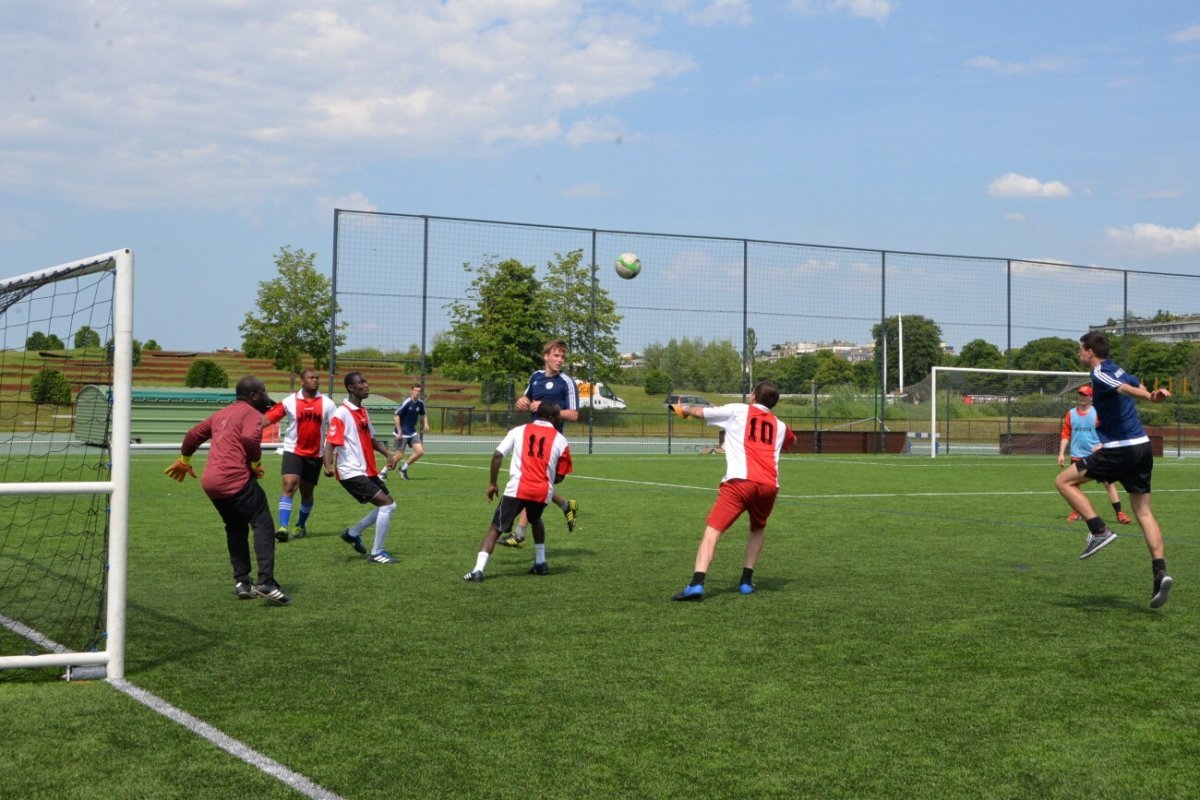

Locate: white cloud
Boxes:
[1105,221,1200,253]
[327,192,377,213]
[966,54,1083,75]
[566,116,633,146]
[1168,24,1200,44]
[0,2,693,210]
[787,0,893,22]
[1003,212,1027,222]
[830,0,893,23]
[667,0,753,26]
[988,173,1072,198]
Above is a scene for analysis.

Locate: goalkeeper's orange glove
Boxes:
[670,403,686,419]
[251,460,264,479]
[164,454,196,482]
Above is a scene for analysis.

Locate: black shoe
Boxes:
[251,583,292,606]
[234,581,254,600]
[400,468,410,481]
[1150,574,1174,608]
[275,527,289,543]
[529,562,550,576]
[341,529,367,555]
[463,570,484,582]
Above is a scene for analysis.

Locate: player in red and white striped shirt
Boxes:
[462,401,573,582]
[669,380,799,601]
[323,372,402,564]
[263,368,337,542]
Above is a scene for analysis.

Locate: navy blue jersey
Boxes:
[1090,360,1148,447]
[393,397,426,436]
[523,370,578,431]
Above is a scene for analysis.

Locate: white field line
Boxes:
[428,460,1200,501]
[110,679,345,800]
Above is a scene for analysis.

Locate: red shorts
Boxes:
[705,479,779,532]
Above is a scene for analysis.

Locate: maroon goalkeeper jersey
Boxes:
[181,399,264,500]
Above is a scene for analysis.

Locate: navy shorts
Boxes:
[1078,441,1154,494]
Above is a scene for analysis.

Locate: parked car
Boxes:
[663,393,713,408]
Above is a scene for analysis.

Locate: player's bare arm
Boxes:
[487,451,503,501]
[322,442,337,476]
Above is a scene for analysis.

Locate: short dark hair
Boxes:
[236,375,265,400]
[344,371,365,390]
[536,400,561,422]
[751,380,781,409]
[1079,331,1110,359]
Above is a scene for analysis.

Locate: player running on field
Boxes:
[1057,384,1131,525]
[264,367,337,542]
[463,401,573,582]
[324,372,402,564]
[1054,331,1174,608]
[382,383,430,481]
[504,339,579,547]
[670,380,800,601]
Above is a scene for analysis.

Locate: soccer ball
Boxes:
[615,252,641,280]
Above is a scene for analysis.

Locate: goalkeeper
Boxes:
[164,375,291,605]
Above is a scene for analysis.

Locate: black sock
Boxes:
[1112,501,1122,513]
[741,567,754,586]
[1086,517,1107,535]
[690,571,706,587]
[1152,558,1166,578]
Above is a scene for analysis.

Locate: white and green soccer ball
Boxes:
[615,252,641,279]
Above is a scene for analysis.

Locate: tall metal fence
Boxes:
[330,211,1200,453]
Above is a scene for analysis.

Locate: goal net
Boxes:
[923,366,1090,458]
[0,250,133,679]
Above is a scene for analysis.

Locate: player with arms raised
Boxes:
[1055,331,1174,608]
[264,367,337,542]
[463,401,572,582]
[669,380,799,601]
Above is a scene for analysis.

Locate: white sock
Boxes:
[474,551,490,573]
[350,507,378,538]
[534,543,546,564]
[372,502,396,553]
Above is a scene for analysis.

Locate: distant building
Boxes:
[1090,315,1200,344]
[763,340,875,362]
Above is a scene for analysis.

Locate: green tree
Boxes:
[73,326,101,350]
[25,331,48,350]
[956,338,1006,369]
[1011,337,1078,372]
[642,337,742,393]
[30,368,72,405]
[144,339,162,351]
[186,359,229,388]
[643,370,672,396]
[872,315,944,391]
[1127,338,1181,383]
[813,351,854,386]
[239,246,344,390]
[439,257,550,403]
[539,250,623,382]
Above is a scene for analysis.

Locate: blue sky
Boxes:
[2,0,1198,352]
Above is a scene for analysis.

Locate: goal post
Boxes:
[929,366,1090,459]
[0,249,133,679]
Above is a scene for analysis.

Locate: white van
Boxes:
[575,380,627,410]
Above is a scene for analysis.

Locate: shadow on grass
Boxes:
[1056,594,1160,615]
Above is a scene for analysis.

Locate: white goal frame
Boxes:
[929,366,1089,459]
[0,249,133,679]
